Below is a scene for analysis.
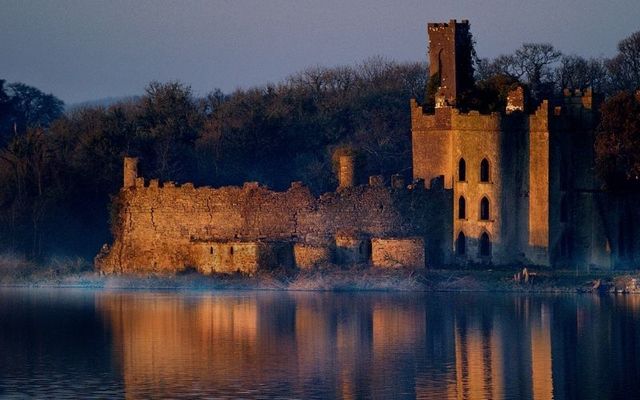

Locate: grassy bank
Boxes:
[1,254,640,293]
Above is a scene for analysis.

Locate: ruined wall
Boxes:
[411,100,453,189]
[293,244,332,270]
[527,101,551,265]
[427,19,472,106]
[97,176,451,274]
[371,238,425,268]
[190,242,260,275]
[189,241,293,275]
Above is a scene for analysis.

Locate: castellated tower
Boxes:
[412,20,610,268]
[427,19,474,107]
[123,157,138,189]
[413,18,546,266]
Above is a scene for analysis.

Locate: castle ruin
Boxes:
[96,19,640,274]
[96,154,449,274]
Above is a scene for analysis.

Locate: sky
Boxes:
[1,0,638,104]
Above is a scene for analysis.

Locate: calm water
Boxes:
[0,289,639,399]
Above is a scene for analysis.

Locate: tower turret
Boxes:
[427,19,474,107]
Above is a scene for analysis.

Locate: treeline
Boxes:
[1,30,639,260]
[0,58,426,259]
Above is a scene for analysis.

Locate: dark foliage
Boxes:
[0,60,426,259]
[595,91,640,192]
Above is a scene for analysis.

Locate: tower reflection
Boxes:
[96,292,640,399]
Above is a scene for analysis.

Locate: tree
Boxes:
[607,31,640,92]
[0,128,55,256]
[556,55,610,94]
[0,80,12,136]
[483,43,561,101]
[468,74,521,113]
[136,81,202,181]
[6,82,64,133]
[595,91,640,192]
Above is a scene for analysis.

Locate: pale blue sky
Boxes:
[1,0,638,103]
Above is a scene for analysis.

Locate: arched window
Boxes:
[210,247,214,255]
[458,158,466,181]
[458,196,466,219]
[480,232,491,257]
[480,158,490,182]
[480,197,490,221]
[560,196,568,223]
[456,232,466,255]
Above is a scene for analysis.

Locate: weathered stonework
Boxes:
[293,244,332,270]
[96,161,451,274]
[371,238,425,268]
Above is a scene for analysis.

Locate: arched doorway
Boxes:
[456,232,466,255]
[479,232,491,257]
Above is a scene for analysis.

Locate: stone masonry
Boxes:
[96,160,449,274]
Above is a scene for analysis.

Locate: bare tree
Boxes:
[607,31,640,92]
[556,55,610,94]
[482,43,561,100]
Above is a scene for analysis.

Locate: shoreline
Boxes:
[2,267,640,294]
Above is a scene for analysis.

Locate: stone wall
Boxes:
[293,244,332,270]
[371,238,425,268]
[528,101,551,265]
[190,241,293,275]
[96,171,451,274]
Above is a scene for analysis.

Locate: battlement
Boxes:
[427,19,469,30]
[411,98,504,132]
[562,87,593,99]
[561,87,597,110]
[124,171,427,196]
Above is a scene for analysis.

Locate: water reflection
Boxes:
[1,290,640,399]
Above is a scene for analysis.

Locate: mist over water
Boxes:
[0,289,639,399]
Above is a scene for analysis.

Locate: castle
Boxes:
[96,19,639,274]
[412,19,640,269]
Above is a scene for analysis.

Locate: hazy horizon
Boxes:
[2,0,639,104]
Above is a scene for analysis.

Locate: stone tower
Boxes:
[123,157,138,189]
[427,19,474,107]
[338,154,355,188]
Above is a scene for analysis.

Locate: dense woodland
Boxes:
[1,31,640,260]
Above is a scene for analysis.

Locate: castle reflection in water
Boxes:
[94,292,640,399]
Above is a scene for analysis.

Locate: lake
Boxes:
[0,288,638,399]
